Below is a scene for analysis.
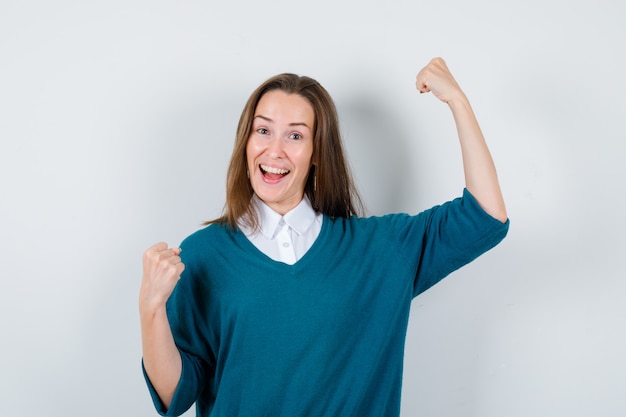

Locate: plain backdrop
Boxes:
[1,1,625,416]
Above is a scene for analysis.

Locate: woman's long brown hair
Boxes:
[207,73,363,230]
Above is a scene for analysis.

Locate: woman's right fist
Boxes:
[139,242,185,312]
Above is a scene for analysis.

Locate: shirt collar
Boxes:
[250,194,318,239]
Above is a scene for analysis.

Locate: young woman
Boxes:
[140,58,509,417]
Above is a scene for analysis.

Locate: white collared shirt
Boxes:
[238,195,323,265]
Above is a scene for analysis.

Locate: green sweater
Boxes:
[144,189,509,416]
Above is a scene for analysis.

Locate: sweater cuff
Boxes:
[462,187,510,227]
[142,358,195,417]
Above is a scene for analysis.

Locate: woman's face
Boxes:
[246,90,315,215]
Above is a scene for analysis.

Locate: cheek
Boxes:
[295,146,314,170]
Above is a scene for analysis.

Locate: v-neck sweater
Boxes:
[144,189,509,417]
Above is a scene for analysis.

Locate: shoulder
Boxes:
[323,213,421,237]
[179,223,239,257]
[323,190,494,238]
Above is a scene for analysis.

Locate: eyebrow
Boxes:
[253,115,311,130]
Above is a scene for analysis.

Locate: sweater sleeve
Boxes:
[392,188,509,298]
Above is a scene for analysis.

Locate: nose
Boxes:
[266,136,284,159]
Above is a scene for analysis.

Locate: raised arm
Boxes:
[139,242,185,409]
[416,57,507,223]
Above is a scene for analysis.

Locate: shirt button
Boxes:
[282,242,290,248]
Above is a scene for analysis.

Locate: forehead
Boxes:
[254,90,315,126]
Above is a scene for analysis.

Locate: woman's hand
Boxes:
[139,242,185,313]
[415,57,463,105]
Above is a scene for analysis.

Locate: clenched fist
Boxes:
[139,242,185,313]
[415,57,464,105]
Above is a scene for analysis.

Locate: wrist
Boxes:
[446,89,469,108]
[139,296,168,323]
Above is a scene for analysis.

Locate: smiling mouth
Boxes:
[260,164,290,180]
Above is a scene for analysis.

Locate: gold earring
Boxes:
[314,174,317,192]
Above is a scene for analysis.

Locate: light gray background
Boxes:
[1,1,624,416]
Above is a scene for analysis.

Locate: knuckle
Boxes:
[143,246,155,257]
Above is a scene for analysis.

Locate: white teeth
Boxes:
[261,165,289,175]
